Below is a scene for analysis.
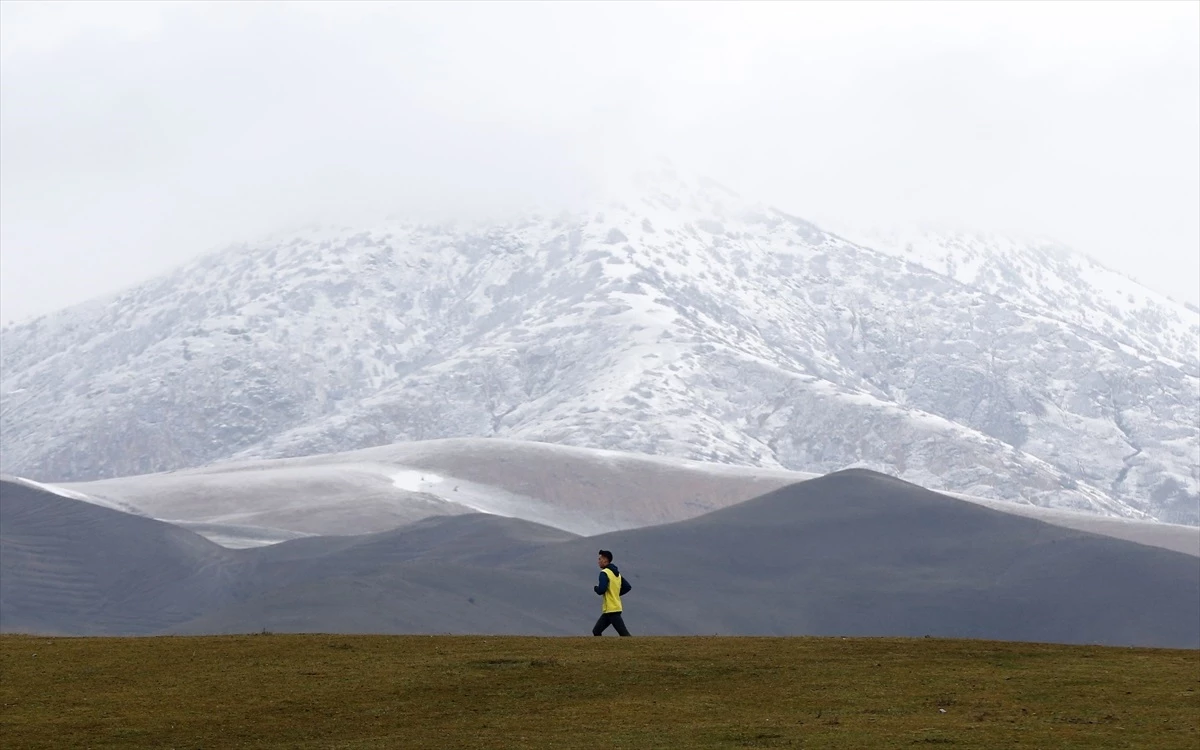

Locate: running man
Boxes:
[592,549,632,636]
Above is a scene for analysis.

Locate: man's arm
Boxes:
[594,571,608,595]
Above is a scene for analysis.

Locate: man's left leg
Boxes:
[592,614,612,636]
[610,612,631,637]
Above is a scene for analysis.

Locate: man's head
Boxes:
[597,549,613,568]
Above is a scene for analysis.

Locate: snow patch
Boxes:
[390,469,445,493]
[4,475,143,515]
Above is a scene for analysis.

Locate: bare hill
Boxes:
[0,480,243,635]
[4,470,1196,646]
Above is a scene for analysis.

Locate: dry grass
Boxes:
[1,634,1197,749]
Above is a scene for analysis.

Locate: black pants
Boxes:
[593,612,631,636]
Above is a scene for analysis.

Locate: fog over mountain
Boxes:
[3,3,1196,529]
[2,2,1197,326]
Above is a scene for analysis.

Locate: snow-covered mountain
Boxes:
[2,164,1197,523]
[824,222,1199,362]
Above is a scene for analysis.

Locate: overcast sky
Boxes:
[1,0,1197,323]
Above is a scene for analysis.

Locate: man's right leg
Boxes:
[592,614,611,636]
[610,612,631,637]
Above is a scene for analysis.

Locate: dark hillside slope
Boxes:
[504,470,1200,646]
[0,480,242,635]
[5,471,1196,646]
[173,514,583,635]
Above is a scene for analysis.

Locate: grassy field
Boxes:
[1,634,1196,749]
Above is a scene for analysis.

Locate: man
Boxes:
[592,549,632,636]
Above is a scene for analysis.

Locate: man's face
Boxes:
[597,555,608,569]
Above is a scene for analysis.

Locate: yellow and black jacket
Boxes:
[594,563,632,613]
